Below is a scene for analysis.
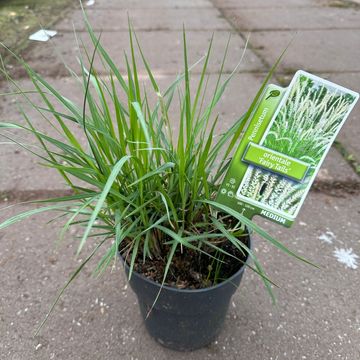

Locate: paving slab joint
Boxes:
[333,141,360,176]
[1,179,359,204]
[0,189,74,203]
[209,0,271,76]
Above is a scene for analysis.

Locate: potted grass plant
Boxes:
[0,17,312,351]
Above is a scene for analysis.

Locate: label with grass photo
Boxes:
[216,70,359,227]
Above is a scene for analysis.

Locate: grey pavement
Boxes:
[0,0,360,359]
[1,192,359,359]
[19,30,264,77]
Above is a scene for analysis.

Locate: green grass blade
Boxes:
[77,155,131,254]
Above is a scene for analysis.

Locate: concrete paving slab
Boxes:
[0,77,90,192]
[18,30,264,78]
[1,72,357,194]
[0,76,86,140]
[0,72,261,192]
[221,6,360,31]
[0,148,67,193]
[0,72,262,131]
[0,190,359,359]
[248,30,360,73]
[323,72,360,157]
[56,8,232,32]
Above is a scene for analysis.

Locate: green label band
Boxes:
[242,142,310,181]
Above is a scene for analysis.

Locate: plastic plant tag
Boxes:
[216,70,359,227]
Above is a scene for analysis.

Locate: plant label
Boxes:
[216,70,359,227]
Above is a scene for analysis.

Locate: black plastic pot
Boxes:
[121,236,251,351]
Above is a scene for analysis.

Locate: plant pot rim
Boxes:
[119,233,252,294]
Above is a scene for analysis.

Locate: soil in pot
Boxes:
[124,236,249,289]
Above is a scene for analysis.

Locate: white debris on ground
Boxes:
[318,230,336,244]
[333,248,359,269]
[93,297,110,314]
[29,30,57,42]
[86,0,95,6]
